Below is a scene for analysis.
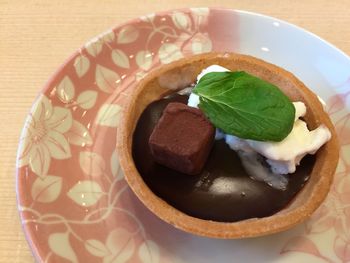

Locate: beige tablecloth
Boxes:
[1,0,349,261]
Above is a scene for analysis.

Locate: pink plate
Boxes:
[16,8,350,262]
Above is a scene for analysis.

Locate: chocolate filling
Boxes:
[132,94,315,222]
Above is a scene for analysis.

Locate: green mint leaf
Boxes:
[193,71,295,142]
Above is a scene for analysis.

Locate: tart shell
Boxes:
[117,52,339,239]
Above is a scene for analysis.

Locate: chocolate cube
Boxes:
[149,102,215,175]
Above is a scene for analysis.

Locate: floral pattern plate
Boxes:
[16,8,350,263]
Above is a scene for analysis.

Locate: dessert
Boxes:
[117,52,339,238]
[149,102,215,175]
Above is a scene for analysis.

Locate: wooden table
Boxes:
[1,0,349,261]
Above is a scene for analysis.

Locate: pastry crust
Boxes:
[117,52,339,238]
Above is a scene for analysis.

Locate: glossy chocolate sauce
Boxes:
[132,94,315,222]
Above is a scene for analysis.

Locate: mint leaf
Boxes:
[193,71,295,142]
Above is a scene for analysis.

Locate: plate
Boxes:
[16,8,350,262]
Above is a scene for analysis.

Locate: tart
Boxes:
[117,52,339,238]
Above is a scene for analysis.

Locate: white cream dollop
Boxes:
[225,105,331,174]
[196,64,229,81]
[188,65,331,180]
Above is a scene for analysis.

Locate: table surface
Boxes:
[1,0,350,262]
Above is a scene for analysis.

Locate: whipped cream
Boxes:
[188,65,331,189]
[225,106,331,174]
